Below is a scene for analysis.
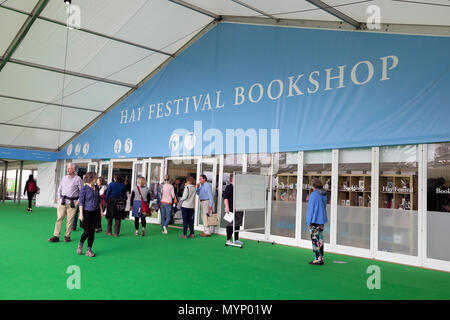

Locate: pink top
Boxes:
[160,182,175,204]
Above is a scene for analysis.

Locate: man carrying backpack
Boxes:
[24,175,38,213]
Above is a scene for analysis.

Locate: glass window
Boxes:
[301,150,332,242]
[271,152,298,238]
[100,163,109,181]
[378,145,418,256]
[427,143,450,261]
[337,148,372,249]
[245,153,271,235]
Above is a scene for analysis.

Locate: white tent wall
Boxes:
[36,161,57,207]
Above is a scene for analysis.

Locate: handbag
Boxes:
[206,212,219,226]
[137,186,151,216]
[177,186,189,210]
[115,198,126,212]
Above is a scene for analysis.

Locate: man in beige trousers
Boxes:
[48,163,83,242]
[196,174,214,237]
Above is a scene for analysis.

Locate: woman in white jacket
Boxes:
[179,176,196,239]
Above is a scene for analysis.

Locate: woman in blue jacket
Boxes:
[306,178,328,265]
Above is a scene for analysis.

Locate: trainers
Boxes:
[95,228,102,233]
[77,242,83,255]
[64,236,71,242]
[189,234,195,238]
[234,240,244,245]
[163,226,167,234]
[86,247,95,257]
[226,240,232,245]
[48,236,59,242]
[105,232,112,236]
[179,234,187,239]
[135,231,139,236]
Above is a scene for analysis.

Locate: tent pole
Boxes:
[14,169,18,203]
[2,161,8,202]
[18,161,23,205]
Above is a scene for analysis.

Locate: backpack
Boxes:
[28,180,37,192]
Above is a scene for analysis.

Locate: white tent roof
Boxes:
[0,0,449,152]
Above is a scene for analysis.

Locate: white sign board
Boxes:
[234,173,266,211]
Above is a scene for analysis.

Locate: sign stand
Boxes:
[225,172,267,249]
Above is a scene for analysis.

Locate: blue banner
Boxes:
[58,23,450,160]
[0,147,56,162]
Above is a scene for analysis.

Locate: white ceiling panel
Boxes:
[13,18,169,84]
[71,39,169,85]
[234,0,340,21]
[52,77,130,111]
[7,127,73,149]
[0,9,27,53]
[0,0,39,13]
[0,63,63,103]
[182,0,256,16]
[0,96,100,137]
[113,0,213,55]
[0,124,27,145]
[323,0,450,26]
[13,19,106,75]
[40,0,148,37]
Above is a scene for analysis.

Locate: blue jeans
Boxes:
[181,207,195,236]
[160,203,172,229]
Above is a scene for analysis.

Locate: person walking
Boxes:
[306,178,328,265]
[48,163,83,243]
[159,175,175,234]
[96,177,107,233]
[196,174,214,237]
[105,174,127,237]
[23,174,38,213]
[130,176,150,236]
[172,178,184,223]
[77,172,102,257]
[223,174,244,245]
[179,176,196,239]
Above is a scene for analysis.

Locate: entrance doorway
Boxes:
[166,158,199,225]
[197,158,219,227]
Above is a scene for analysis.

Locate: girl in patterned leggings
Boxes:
[310,224,324,264]
[306,178,328,265]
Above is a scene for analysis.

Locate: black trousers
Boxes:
[72,208,79,231]
[26,191,35,209]
[181,207,195,236]
[95,208,102,230]
[134,216,146,230]
[107,218,122,235]
[80,210,98,248]
[226,225,240,241]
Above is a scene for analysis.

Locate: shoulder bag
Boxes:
[137,186,151,216]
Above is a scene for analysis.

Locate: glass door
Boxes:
[99,161,110,182]
[88,162,98,175]
[145,159,164,224]
[196,158,218,228]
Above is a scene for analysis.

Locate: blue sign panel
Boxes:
[58,23,450,160]
[0,147,56,161]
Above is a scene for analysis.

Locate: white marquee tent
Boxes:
[0,0,449,152]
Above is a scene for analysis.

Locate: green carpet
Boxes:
[0,202,449,300]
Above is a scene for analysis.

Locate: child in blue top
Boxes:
[306,178,328,265]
